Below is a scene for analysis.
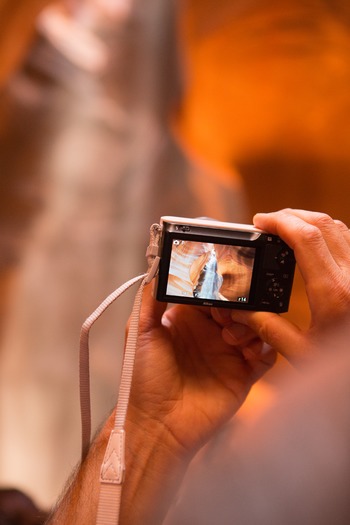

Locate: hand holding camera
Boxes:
[220,209,350,365]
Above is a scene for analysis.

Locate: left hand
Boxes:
[128,284,276,454]
[117,286,276,525]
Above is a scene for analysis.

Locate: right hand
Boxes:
[217,209,350,365]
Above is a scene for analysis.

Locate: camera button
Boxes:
[277,249,291,266]
[266,278,284,299]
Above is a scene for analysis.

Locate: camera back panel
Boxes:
[155,217,295,313]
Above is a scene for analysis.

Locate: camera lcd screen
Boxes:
[166,239,256,303]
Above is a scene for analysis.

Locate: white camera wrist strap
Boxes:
[79,223,162,525]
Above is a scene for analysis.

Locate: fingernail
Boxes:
[223,323,250,344]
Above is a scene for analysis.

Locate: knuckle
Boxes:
[334,281,350,308]
[254,322,277,347]
[334,219,349,232]
[256,322,268,343]
[295,222,323,244]
[253,316,279,347]
[310,212,334,229]
[257,319,274,344]
[275,208,294,220]
[311,273,350,320]
[280,207,294,215]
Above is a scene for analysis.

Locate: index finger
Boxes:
[253,209,345,286]
[277,209,350,264]
[229,309,315,366]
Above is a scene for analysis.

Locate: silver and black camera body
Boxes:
[155,216,295,313]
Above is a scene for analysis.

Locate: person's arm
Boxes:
[220,209,350,365]
[48,281,274,524]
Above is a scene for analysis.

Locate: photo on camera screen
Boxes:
[166,239,256,303]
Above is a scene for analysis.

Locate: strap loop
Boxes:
[100,429,125,485]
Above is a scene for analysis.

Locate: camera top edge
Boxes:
[160,215,264,236]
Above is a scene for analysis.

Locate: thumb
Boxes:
[230,310,308,365]
[138,281,167,333]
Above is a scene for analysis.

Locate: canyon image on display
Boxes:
[166,240,255,302]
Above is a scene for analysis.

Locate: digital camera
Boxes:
[154,216,295,313]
